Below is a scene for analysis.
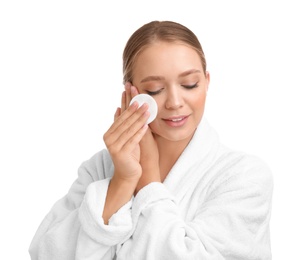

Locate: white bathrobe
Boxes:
[29,117,273,260]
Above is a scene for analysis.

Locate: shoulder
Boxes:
[233,150,272,187]
[219,145,271,178]
[208,146,273,197]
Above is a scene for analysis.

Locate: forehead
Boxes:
[133,41,202,79]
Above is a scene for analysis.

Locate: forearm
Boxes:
[134,170,161,195]
[102,175,138,224]
[30,208,113,260]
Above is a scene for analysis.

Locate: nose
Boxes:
[165,86,184,110]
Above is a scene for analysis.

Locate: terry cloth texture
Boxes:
[29,117,273,260]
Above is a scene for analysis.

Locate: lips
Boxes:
[164,116,187,122]
[162,115,189,127]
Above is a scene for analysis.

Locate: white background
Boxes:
[1,0,304,259]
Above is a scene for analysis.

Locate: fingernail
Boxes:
[144,110,150,117]
[125,82,131,89]
[131,101,138,107]
[141,103,149,110]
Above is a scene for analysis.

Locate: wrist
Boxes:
[102,175,139,225]
[134,172,161,195]
[112,172,141,186]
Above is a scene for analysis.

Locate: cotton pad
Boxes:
[129,94,158,124]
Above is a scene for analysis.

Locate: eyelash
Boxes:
[146,83,199,96]
[182,83,199,89]
[146,89,163,96]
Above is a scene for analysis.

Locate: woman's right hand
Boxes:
[103,83,150,182]
[102,83,150,224]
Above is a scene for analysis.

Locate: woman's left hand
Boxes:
[135,125,160,194]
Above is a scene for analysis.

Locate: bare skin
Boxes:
[102,41,210,224]
[102,84,160,224]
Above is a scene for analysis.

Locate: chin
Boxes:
[152,127,197,143]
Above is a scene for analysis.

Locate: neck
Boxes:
[154,133,194,181]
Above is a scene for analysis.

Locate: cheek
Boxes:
[189,89,207,112]
[196,94,207,109]
[148,120,160,135]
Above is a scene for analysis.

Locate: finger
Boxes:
[107,101,138,143]
[130,85,139,99]
[121,81,132,112]
[106,109,150,153]
[121,91,127,112]
[124,124,149,151]
[119,113,150,152]
[105,103,149,144]
[114,103,149,136]
[114,107,121,121]
[125,83,132,108]
[125,82,132,89]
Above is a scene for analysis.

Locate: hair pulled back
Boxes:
[122,20,207,84]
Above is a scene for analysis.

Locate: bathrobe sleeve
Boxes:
[29,150,133,260]
[116,155,273,260]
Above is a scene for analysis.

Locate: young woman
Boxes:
[29,20,273,260]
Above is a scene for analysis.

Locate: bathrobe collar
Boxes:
[163,117,220,200]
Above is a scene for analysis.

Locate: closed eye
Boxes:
[146,89,163,96]
[182,83,199,89]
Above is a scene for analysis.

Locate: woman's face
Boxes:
[132,41,210,143]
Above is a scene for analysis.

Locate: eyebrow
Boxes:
[140,69,201,83]
[140,75,165,83]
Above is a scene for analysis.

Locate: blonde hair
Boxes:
[122,20,207,84]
